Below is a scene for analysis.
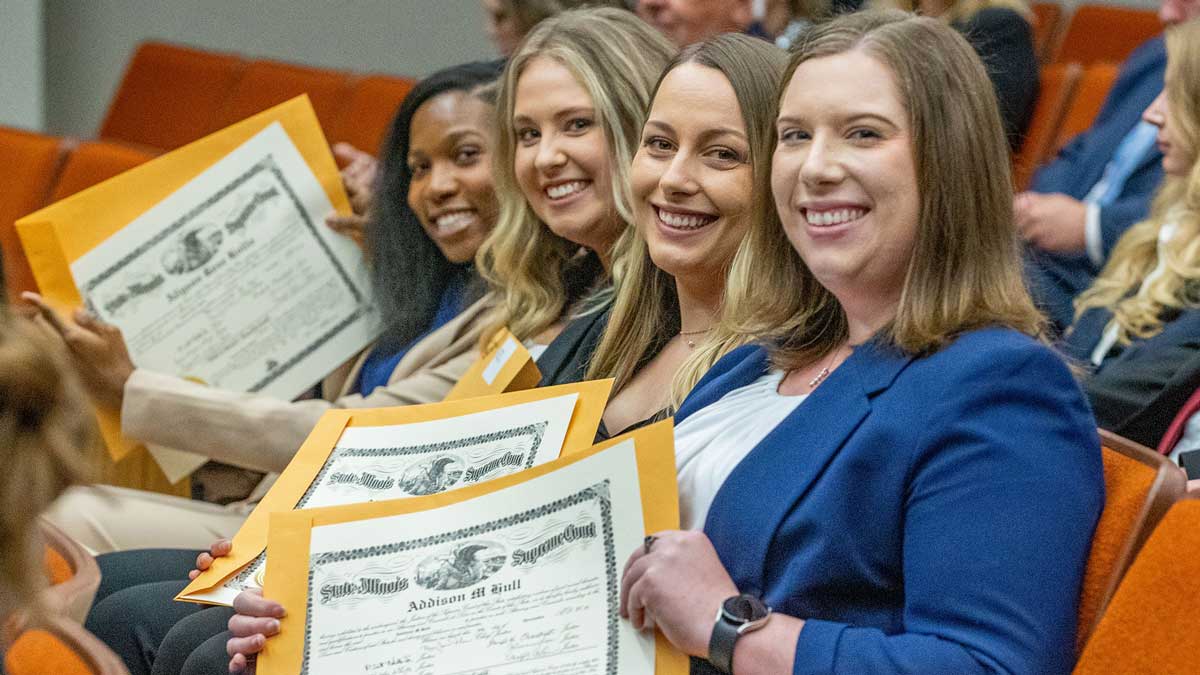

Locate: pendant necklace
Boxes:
[808,345,846,389]
[679,326,710,349]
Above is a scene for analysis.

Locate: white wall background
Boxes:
[40,0,496,137]
[0,0,45,131]
[0,0,1166,137]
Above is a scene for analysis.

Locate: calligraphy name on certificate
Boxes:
[69,122,380,401]
[299,439,654,675]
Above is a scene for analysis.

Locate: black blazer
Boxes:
[536,307,610,388]
[1064,305,1200,448]
[955,7,1039,148]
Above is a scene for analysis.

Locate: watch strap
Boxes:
[708,611,739,674]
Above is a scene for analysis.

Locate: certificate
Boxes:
[260,420,685,675]
[179,379,613,606]
[69,121,378,402]
[17,96,354,465]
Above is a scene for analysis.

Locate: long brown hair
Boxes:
[724,10,1045,370]
[0,311,93,618]
[585,34,788,406]
[1073,19,1200,344]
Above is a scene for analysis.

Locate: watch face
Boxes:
[722,594,769,624]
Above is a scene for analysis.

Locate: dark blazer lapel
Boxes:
[703,340,913,596]
[676,345,770,423]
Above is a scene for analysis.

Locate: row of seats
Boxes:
[1032,2,1162,65]
[0,129,158,303]
[98,41,415,154]
[1013,59,1120,189]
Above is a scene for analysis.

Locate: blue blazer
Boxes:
[1031,37,1165,256]
[676,328,1103,674]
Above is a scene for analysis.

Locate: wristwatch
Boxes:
[708,593,772,674]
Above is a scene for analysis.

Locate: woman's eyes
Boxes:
[516,128,539,145]
[848,128,882,141]
[779,128,810,143]
[408,161,430,177]
[565,117,593,133]
[455,146,482,164]
[643,136,674,153]
[708,147,743,164]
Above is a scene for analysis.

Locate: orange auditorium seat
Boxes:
[214,59,353,136]
[330,74,417,154]
[1031,2,1064,63]
[1013,62,1081,190]
[1076,430,1184,649]
[1052,5,1162,66]
[39,519,100,625]
[99,42,245,151]
[1053,62,1120,151]
[49,141,159,202]
[0,128,66,301]
[4,616,129,675]
[1074,496,1200,674]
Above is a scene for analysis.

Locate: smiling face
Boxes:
[512,57,620,254]
[406,91,499,264]
[632,63,754,286]
[772,50,920,308]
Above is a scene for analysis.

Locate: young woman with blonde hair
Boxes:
[1065,18,1200,451]
[620,11,1100,673]
[110,12,673,675]
[585,33,787,439]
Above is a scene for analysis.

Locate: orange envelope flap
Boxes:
[445,327,541,401]
[260,418,684,675]
[177,378,614,602]
[15,95,348,461]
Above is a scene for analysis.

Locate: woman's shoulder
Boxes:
[909,326,1077,391]
[675,344,769,422]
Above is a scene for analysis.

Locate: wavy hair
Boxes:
[1073,19,1200,344]
[476,7,675,342]
[367,61,504,351]
[723,10,1044,371]
[585,34,788,406]
[0,311,93,618]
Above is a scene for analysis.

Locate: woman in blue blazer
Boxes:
[620,11,1104,674]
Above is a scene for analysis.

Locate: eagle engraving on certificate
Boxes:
[77,155,369,393]
[224,422,551,594]
[301,481,619,675]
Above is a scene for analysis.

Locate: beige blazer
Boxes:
[122,297,493,474]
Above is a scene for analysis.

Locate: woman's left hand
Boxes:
[620,530,737,657]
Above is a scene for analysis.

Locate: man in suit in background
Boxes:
[1018,0,1200,329]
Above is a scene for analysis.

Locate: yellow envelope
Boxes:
[16,95,348,461]
[260,419,684,675]
[178,378,613,603]
[445,327,541,401]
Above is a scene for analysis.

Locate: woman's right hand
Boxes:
[189,538,232,580]
[22,292,135,410]
[227,589,286,674]
[324,143,378,252]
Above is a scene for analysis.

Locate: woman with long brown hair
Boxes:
[620,12,1100,673]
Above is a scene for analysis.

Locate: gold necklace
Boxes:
[807,345,846,389]
[678,326,711,349]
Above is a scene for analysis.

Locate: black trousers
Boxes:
[87,549,232,675]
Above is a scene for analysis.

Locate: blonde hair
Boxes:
[724,10,1044,371]
[585,34,788,407]
[476,7,675,343]
[0,311,93,618]
[1074,20,1200,344]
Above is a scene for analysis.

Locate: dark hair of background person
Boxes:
[366,60,505,351]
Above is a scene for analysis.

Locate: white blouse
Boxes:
[674,370,807,531]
